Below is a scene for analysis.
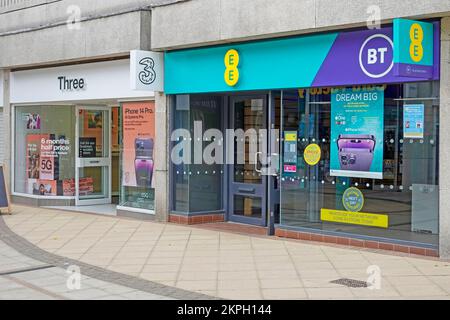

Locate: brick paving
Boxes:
[0,211,216,300]
[2,205,450,300]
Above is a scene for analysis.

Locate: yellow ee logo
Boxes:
[224,49,240,87]
[409,23,424,63]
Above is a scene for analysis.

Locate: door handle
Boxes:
[238,187,256,194]
[255,151,262,173]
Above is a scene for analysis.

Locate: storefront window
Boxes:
[14,106,75,196]
[280,82,440,245]
[172,95,224,213]
[119,101,155,211]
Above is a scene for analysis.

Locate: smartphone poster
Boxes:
[330,87,385,179]
[404,104,425,139]
[122,101,155,188]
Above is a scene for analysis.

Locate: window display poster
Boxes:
[32,179,57,196]
[404,104,424,139]
[39,135,55,181]
[122,101,155,188]
[25,113,41,130]
[83,110,103,153]
[330,87,385,179]
[26,134,43,179]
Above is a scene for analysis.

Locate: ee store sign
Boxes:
[359,34,394,79]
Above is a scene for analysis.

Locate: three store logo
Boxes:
[138,57,157,85]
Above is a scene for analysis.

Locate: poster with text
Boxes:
[330,87,384,179]
[404,104,425,139]
[122,101,155,188]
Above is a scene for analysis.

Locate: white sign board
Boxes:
[130,50,164,92]
[10,59,154,104]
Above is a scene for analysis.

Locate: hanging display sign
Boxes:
[404,104,425,139]
[122,101,155,188]
[394,19,435,78]
[330,87,385,179]
[130,50,164,92]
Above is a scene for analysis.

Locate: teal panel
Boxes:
[394,18,434,66]
[165,33,338,94]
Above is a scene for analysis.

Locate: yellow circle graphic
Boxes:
[224,49,240,87]
[409,23,424,63]
[304,144,321,166]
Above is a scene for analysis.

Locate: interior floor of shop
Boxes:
[43,204,117,216]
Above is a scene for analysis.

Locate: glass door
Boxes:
[75,106,111,206]
[228,96,268,226]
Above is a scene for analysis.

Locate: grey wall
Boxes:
[0,0,182,68]
[151,0,450,50]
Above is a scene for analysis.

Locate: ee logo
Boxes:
[409,23,424,63]
[224,49,240,87]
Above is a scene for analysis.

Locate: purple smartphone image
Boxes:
[134,138,154,188]
[337,134,376,172]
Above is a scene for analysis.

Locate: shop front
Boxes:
[10,55,162,217]
[166,19,441,255]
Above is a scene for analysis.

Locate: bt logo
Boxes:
[359,34,394,79]
[409,23,424,62]
[224,49,240,86]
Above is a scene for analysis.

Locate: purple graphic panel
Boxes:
[312,24,440,87]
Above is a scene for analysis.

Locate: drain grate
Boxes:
[330,278,369,288]
[0,265,54,276]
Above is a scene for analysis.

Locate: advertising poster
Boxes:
[283,131,297,173]
[25,113,41,129]
[26,134,43,179]
[330,87,385,179]
[63,179,75,197]
[122,101,155,188]
[404,104,425,139]
[83,110,103,155]
[32,180,57,196]
[39,135,55,181]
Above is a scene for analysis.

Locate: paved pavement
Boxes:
[2,205,450,300]
[0,239,175,300]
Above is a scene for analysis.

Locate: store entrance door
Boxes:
[228,96,268,227]
[75,106,111,206]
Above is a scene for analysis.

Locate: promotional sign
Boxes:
[330,87,385,179]
[0,166,11,214]
[304,144,321,166]
[342,187,365,212]
[394,19,434,78]
[79,137,96,158]
[25,113,41,129]
[130,50,164,92]
[39,135,55,181]
[165,22,439,94]
[321,208,389,228]
[283,131,298,173]
[26,134,44,180]
[122,101,155,188]
[32,180,57,196]
[404,104,425,139]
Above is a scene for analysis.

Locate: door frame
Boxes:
[75,105,112,206]
[227,95,269,227]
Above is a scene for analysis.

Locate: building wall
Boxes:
[440,17,450,259]
[151,0,450,50]
[0,0,182,68]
